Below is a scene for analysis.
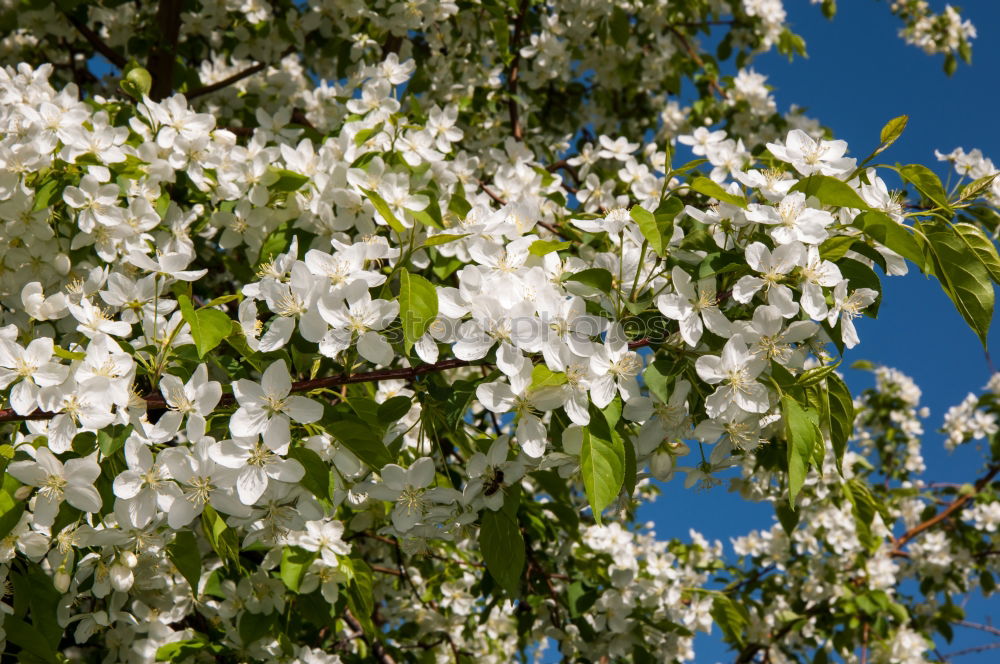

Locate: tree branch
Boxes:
[0,340,652,424]
[506,0,531,141]
[147,0,184,101]
[187,46,296,100]
[59,6,127,69]
[891,464,1000,553]
[343,610,397,664]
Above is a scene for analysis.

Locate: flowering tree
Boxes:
[0,1,997,663]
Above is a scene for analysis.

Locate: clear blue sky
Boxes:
[642,2,1000,662]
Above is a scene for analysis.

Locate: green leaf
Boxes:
[530,364,567,389]
[479,508,525,596]
[609,6,630,48]
[529,239,571,256]
[826,374,853,475]
[422,233,469,247]
[14,564,63,646]
[877,115,908,154]
[3,616,57,663]
[155,638,223,662]
[98,423,132,457]
[177,294,231,359]
[853,211,926,268]
[32,177,61,211]
[775,500,799,536]
[201,504,242,571]
[269,168,310,193]
[643,358,678,403]
[711,595,749,647]
[360,187,405,233]
[280,546,316,592]
[920,224,994,347]
[796,361,840,387]
[900,164,951,212]
[790,175,868,210]
[698,252,746,280]
[378,395,413,422]
[399,268,438,349]
[329,415,394,468]
[344,559,376,635]
[167,530,202,593]
[408,207,444,230]
[818,235,857,262]
[630,206,664,256]
[843,478,881,552]
[239,611,274,646]
[781,395,819,507]
[565,268,613,294]
[953,222,1000,284]
[580,405,625,524]
[688,176,747,209]
[0,489,24,541]
[288,446,331,503]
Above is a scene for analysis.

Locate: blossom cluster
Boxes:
[0,1,996,662]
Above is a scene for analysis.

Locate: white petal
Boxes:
[237,466,268,505]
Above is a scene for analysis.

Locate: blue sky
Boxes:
[640,2,1000,662]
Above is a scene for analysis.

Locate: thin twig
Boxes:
[666,25,728,99]
[956,620,1000,637]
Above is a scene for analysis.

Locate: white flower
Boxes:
[317,281,399,365]
[695,334,770,417]
[157,364,223,440]
[296,520,351,565]
[0,337,68,415]
[657,266,732,347]
[112,436,179,528]
[745,192,834,245]
[766,129,856,177]
[827,280,878,349]
[731,242,804,318]
[589,325,642,408]
[367,457,439,532]
[68,298,132,338]
[8,448,102,528]
[209,436,306,505]
[126,249,208,282]
[476,359,565,458]
[230,360,323,451]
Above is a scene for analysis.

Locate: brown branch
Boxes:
[892,464,1000,552]
[477,180,508,208]
[942,642,1000,659]
[546,159,581,188]
[0,335,653,424]
[956,621,1000,637]
[187,46,296,100]
[476,179,564,236]
[506,0,531,141]
[343,610,397,664]
[59,6,127,69]
[147,0,183,101]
